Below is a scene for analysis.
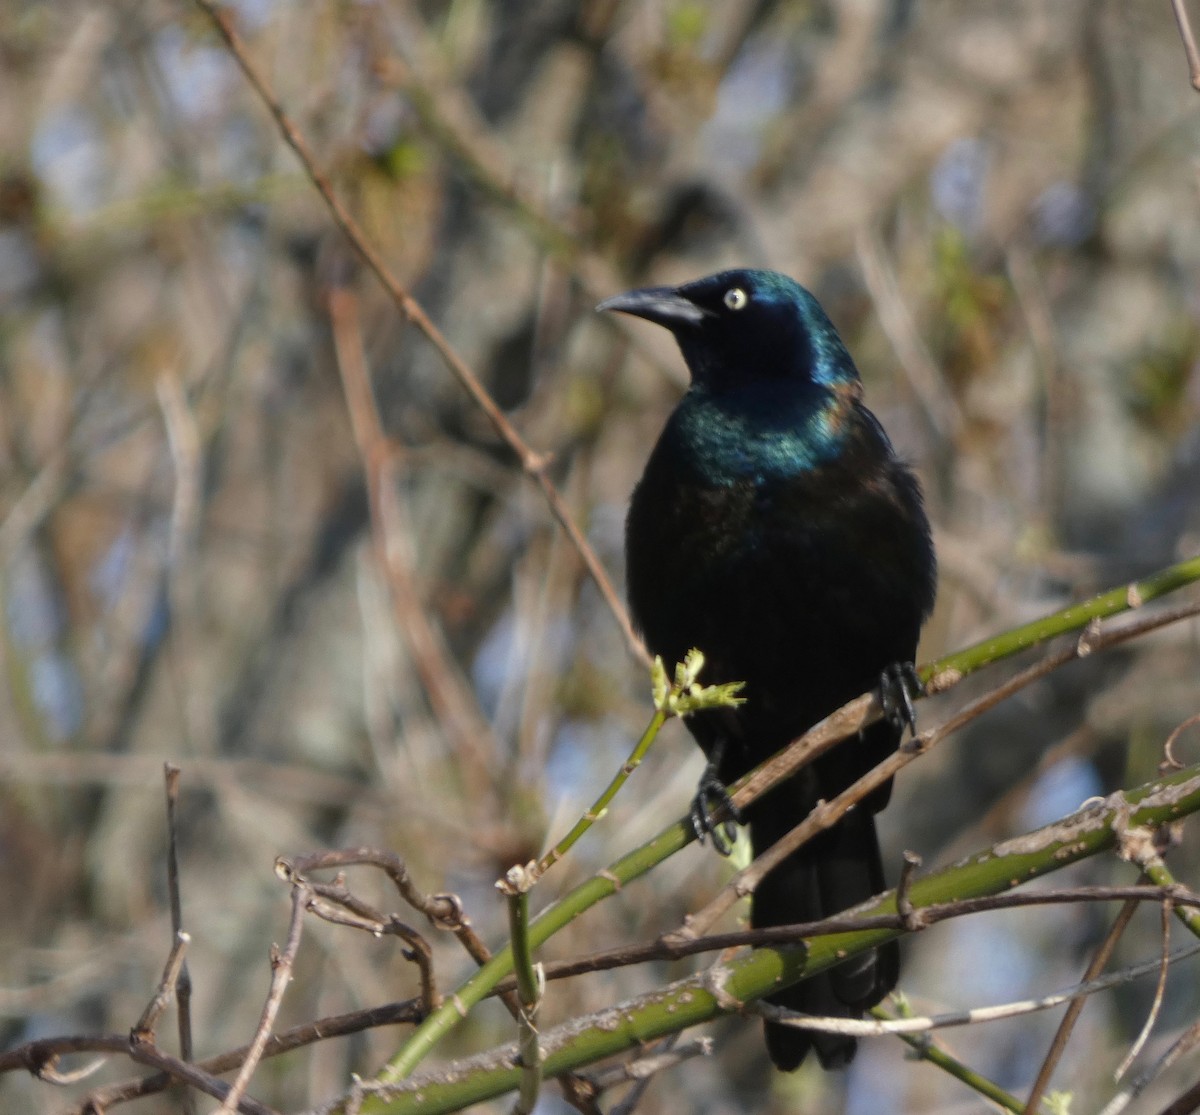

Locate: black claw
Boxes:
[690,763,743,855]
[879,662,922,736]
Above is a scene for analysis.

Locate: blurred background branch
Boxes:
[2,2,1200,1113]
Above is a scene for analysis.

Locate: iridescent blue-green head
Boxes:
[597,269,859,392]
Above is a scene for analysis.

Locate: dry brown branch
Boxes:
[478,884,1200,994]
[282,848,473,945]
[278,859,440,1015]
[280,846,527,1026]
[327,283,502,813]
[1023,896,1139,1113]
[856,225,962,440]
[1172,0,1200,91]
[62,1002,422,1113]
[757,940,1200,1041]
[1164,712,1200,771]
[132,930,191,1040]
[216,882,310,1114]
[1116,900,1174,1080]
[1103,1019,1200,1115]
[9,1032,284,1115]
[162,762,195,1108]
[190,0,646,664]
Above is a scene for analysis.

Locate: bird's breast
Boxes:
[669,386,850,487]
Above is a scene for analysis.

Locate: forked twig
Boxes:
[216,883,309,1113]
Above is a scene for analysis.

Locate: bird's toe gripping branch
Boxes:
[690,761,744,856]
[878,661,923,736]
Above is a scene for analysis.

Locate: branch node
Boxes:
[897,850,928,930]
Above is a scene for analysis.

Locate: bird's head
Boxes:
[597,269,859,393]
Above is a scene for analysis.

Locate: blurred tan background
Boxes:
[2,2,1200,1112]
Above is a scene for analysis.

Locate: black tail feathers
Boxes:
[750,805,897,1071]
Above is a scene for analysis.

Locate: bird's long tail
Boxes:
[749,801,898,1071]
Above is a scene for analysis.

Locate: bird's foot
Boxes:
[690,763,743,856]
[878,662,923,736]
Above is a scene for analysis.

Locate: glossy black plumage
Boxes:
[603,269,936,1071]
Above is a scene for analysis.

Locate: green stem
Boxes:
[504,884,541,1114]
[869,1004,1027,1113]
[378,818,695,1085]
[355,762,1200,1114]
[375,554,1200,1088]
[1138,856,1200,941]
[922,555,1200,689]
[535,709,667,879]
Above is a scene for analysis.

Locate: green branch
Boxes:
[534,650,742,880]
[871,1000,1027,1113]
[497,870,541,1115]
[922,554,1200,689]
[352,761,1200,1114]
[366,553,1200,1096]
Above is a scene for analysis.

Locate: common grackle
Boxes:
[601,269,936,1071]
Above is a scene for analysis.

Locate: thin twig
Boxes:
[191,0,645,663]
[533,707,667,881]
[1163,711,1200,771]
[285,870,440,1016]
[1100,1019,1200,1115]
[1171,0,1200,91]
[534,651,741,882]
[133,931,192,1039]
[487,884,1200,992]
[757,940,1200,1038]
[281,848,523,1019]
[130,1034,281,1114]
[281,849,473,949]
[68,1001,422,1112]
[216,882,309,1113]
[163,762,195,1112]
[1023,897,1139,1113]
[605,1036,700,1115]
[873,1001,1026,1114]
[1115,900,1173,1080]
[327,284,502,812]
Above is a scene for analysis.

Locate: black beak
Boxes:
[596,286,712,328]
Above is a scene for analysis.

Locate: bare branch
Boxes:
[216,882,309,1113]
[1172,0,1200,91]
[163,762,196,1109]
[68,1002,422,1112]
[757,940,1200,1039]
[190,0,645,663]
[132,931,191,1039]
[1023,897,1139,1113]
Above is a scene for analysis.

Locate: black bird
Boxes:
[601,269,936,1071]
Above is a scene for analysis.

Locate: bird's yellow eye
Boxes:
[724,287,748,311]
